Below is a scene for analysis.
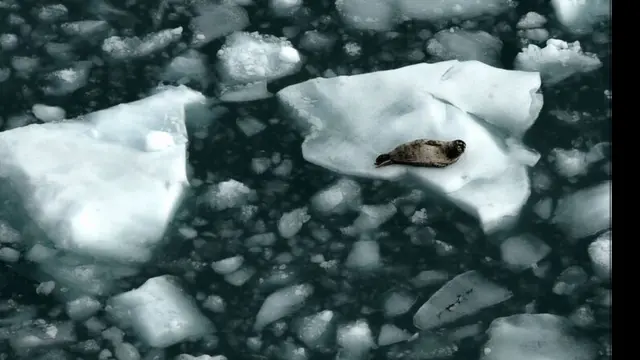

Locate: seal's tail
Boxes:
[375,153,392,168]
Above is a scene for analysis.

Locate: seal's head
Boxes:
[446,139,466,159]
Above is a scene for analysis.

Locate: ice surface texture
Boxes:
[277,60,543,233]
[481,313,598,360]
[107,275,214,348]
[0,85,206,263]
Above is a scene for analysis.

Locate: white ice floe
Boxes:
[277,60,543,233]
[552,181,611,240]
[514,39,602,86]
[107,275,214,348]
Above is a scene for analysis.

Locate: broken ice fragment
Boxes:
[162,49,210,89]
[9,321,77,357]
[552,266,588,296]
[500,234,551,272]
[413,270,513,330]
[382,290,416,317]
[552,181,611,240]
[204,179,255,211]
[345,240,382,271]
[396,0,513,22]
[426,28,503,67]
[102,27,183,61]
[588,231,611,280]
[377,324,411,346]
[336,320,375,360]
[311,178,361,215]
[516,12,547,29]
[189,3,249,47]
[278,207,310,238]
[42,61,92,96]
[514,39,602,86]
[335,0,398,31]
[481,314,598,360]
[254,284,314,331]
[294,310,336,350]
[106,275,214,348]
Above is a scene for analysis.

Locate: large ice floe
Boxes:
[0,85,207,297]
[277,60,543,233]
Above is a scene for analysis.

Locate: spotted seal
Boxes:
[374,139,466,168]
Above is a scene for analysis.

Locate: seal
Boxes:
[374,139,466,168]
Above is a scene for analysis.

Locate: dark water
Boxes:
[0,0,611,359]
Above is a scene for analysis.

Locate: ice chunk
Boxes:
[345,240,382,271]
[426,28,503,67]
[0,85,205,263]
[335,0,398,31]
[204,179,255,211]
[552,266,588,296]
[211,256,244,275]
[552,181,611,240]
[217,32,302,87]
[397,0,513,22]
[514,39,602,86]
[350,204,397,233]
[377,324,411,346]
[382,290,416,317]
[294,310,336,350]
[31,104,66,123]
[9,321,77,357]
[34,4,68,23]
[516,12,547,29]
[190,3,249,47]
[277,60,543,233]
[114,342,140,360]
[236,116,267,137]
[336,320,375,360]
[588,231,611,280]
[102,27,183,61]
[481,314,598,360]
[162,50,210,89]
[106,275,214,348]
[66,296,102,321]
[0,221,21,243]
[270,0,302,17]
[500,234,551,272]
[311,178,361,215]
[42,61,92,96]
[0,246,19,262]
[254,283,314,331]
[551,0,610,34]
[278,207,310,238]
[413,270,513,330]
[60,20,111,42]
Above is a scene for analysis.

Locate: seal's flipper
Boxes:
[375,153,393,168]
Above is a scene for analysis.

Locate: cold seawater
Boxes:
[0,0,611,360]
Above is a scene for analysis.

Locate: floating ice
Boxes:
[0,246,19,262]
[236,116,267,137]
[551,0,610,34]
[211,255,244,275]
[311,178,361,215]
[162,49,210,89]
[516,12,547,29]
[277,60,543,233]
[0,86,205,268]
[294,310,336,351]
[349,204,397,234]
[588,231,611,280]
[336,320,375,360]
[413,270,513,330]
[552,266,588,296]
[204,179,255,211]
[66,296,102,321]
[397,0,513,22]
[335,0,398,31]
[270,0,302,17]
[552,181,611,240]
[42,61,92,96]
[377,324,411,346]
[481,314,598,360]
[102,27,183,61]
[514,39,602,86]
[382,290,416,317]
[106,275,214,348]
[217,31,302,102]
[278,207,311,238]
[500,234,551,272]
[189,3,249,47]
[60,20,111,42]
[9,321,77,357]
[254,283,314,331]
[31,104,65,123]
[426,28,503,67]
[345,240,382,271]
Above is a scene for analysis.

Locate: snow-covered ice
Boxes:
[277,60,543,233]
[413,270,513,330]
[514,39,602,86]
[106,275,214,348]
[552,181,611,240]
[0,85,205,263]
[481,314,598,360]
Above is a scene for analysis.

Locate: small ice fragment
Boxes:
[254,284,314,331]
[345,240,382,271]
[588,231,611,280]
[377,324,411,346]
[278,207,310,238]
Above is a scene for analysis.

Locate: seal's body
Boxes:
[375,139,466,168]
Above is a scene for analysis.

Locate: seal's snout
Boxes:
[375,153,391,167]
